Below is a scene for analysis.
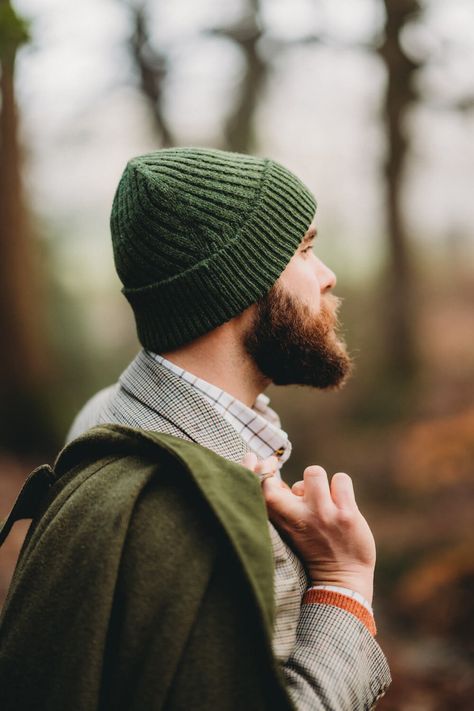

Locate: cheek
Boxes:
[302,283,322,312]
[278,261,321,311]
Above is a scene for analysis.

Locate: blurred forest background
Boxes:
[0,0,473,708]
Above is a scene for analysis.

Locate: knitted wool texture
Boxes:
[111,147,317,352]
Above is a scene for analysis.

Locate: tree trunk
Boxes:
[224,1,266,153]
[379,0,421,379]
[0,2,51,453]
[207,0,267,153]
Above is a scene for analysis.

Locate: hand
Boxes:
[262,465,376,604]
[240,452,281,482]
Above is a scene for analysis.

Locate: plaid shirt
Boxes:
[147,351,291,467]
[67,349,391,709]
[149,352,374,616]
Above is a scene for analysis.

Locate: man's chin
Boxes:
[253,332,353,389]
[270,353,353,389]
[243,284,354,390]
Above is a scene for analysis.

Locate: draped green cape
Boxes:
[0,425,294,710]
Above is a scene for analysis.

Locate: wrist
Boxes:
[308,584,373,613]
[309,570,374,605]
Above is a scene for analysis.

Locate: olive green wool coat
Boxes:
[0,425,294,711]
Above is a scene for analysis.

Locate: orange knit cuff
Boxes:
[302,589,377,636]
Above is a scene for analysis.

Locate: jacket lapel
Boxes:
[118,350,251,464]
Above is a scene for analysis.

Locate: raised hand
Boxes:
[262,465,376,604]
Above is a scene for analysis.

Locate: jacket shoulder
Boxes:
[66,384,119,442]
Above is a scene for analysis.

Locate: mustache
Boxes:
[322,293,342,315]
[319,294,343,331]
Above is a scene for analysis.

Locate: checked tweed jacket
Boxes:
[67,350,391,710]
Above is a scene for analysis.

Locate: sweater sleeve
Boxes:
[282,603,391,710]
[303,587,377,636]
[269,523,391,710]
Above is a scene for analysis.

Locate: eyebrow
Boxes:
[301,227,317,246]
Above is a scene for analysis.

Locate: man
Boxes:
[66,147,391,707]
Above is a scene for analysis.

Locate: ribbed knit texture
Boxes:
[111,147,316,352]
[302,589,377,637]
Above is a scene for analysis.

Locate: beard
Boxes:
[243,283,353,389]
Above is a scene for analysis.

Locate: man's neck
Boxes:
[161,322,269,408]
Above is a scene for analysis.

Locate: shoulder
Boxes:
[65,384,119,443]
[56,426,263,528]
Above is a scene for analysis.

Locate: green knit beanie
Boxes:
[111,147,316,352]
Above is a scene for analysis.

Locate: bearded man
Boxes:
[6,148,390,710]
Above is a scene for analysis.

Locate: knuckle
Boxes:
[263,489,276,505]
[293,518,309,533]
[314,506,332,526]
[263,489,280,509]
[336,508,356,526]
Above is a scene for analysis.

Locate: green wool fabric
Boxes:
[0,425,295,711]
[111,147,317,351]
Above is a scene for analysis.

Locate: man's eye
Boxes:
[301,245,313,254]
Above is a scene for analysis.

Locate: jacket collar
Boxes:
[118,350,251,464]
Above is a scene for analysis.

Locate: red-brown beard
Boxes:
[243,283,353,388]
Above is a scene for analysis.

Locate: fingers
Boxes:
[256,457,357,531]
[255,456,279,476]
[268,466,333,521]
[330,472,357,510]
[240,453,279,482]
[241,452,258,471]
[292,480,304,496]
[303,465,333,511]
[262,476,304,523]
[256,456,279,482]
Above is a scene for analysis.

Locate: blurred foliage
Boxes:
[391,409,474,660]
[0,1,30,60]
[396,409,474,491]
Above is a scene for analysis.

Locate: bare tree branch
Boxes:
[123,1,175,147]
[205,0,267,152]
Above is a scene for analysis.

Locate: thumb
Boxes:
[262,476,304,523]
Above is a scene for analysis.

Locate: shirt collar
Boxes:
[147,351,292,467]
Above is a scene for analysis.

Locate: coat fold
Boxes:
[0,424,294,711]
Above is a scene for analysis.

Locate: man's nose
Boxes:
[316,258,337,293]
